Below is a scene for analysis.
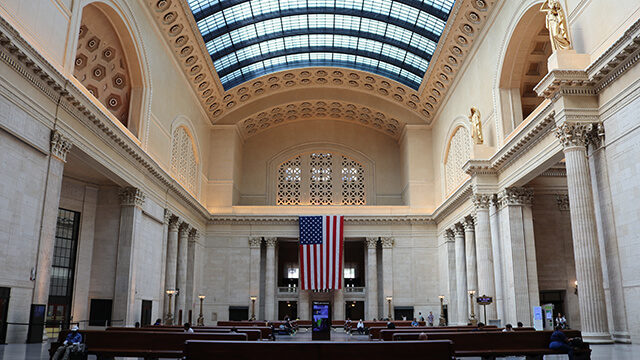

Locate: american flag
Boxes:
[299,215,344,290]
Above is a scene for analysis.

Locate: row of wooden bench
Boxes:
[49,327,590,360]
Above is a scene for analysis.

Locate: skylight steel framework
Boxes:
[188,0,455,91]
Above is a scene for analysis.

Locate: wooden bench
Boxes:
[372,325,499,340]
[390,330,591,360]
[106,325,265,340]
[49,330,247,359]
[183,339,456,360]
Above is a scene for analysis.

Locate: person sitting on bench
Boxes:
[357,319,365,334]
[52,325,83,360]
[549,325,575,360]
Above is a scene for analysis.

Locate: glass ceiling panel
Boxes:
[188,0,456,91]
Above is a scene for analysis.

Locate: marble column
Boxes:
[498,187,539,326]
[185,228,199,319]
[113,187,145,325]
[444,230,457,325]
[473,194,497,322]
[248,237,262,320]
[264,237,277,321]
[164,213,179,319]
[176,222,191,318]
[381,237,395,318]
[464,216,478,322]
[334,287,345,321]
[454,224,468,325]
[556,122,611,343]
[299,288,310,321]
[32,130,72,306]
[490,195,505,325]
[365,237,378,320]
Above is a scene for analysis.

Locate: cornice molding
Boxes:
[0,16,210,222]
[432,180,474,224]
[207,214,436,226]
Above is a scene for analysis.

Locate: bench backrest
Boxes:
[84,331,248,352]
[392,330,583,352]
[373,325,501,340]
[184,340,455,360]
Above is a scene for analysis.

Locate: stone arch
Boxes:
[442,119,471,196]
[70,0,151,139]
[495,2,552,140]
[170,118,201,196]
[267,143,375,206]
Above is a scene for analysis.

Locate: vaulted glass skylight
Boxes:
[188,0,455,91]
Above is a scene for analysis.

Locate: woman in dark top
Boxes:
[549,325,574,360]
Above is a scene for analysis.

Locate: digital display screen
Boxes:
[477,296,493,304]
[312,303,330,332]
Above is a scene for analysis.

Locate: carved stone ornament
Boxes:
[471,194,492,210]
[586,122,605,150]
[265,237,278,248]
[366,237,378,248]
[188,228,199,241]
[555,122,597,150]
[249,237,262,248]
[464,216,475,231]
[444,229,455,242]
[167,215,180,231]
[179,221,191,233]
[556,194,570,211]
[118,187,145,207]
[50,130,73,162]
[453,223,465,237]
[498,187,534,207]
[164,209,173,224]
[380,237,395,248]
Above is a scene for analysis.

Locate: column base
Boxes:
[582,332,613,344]
[611,332,631,343]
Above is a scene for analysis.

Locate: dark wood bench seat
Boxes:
[371,325,499,340]
[49,330,247,359]
[390,330,591,360]
[183,339,455,360]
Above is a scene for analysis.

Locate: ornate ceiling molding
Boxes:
[419,0,496,123]
[146,0,497,127]
[239,99,404,140]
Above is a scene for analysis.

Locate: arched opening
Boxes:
[73,3,145,136]
[499,5,552,136]
[170,125,200,196]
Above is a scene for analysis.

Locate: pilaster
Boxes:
[464,216,478,321]
[489,195,505,325]
[381,237,394,318]
[176,221,191,317]
[164,211,179,318]
[444,230,457,325]
[248,237,262,320]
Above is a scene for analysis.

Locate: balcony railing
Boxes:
[345,287,365,293]
[278,286,298,294]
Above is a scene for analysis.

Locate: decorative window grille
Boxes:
[277,156,301,205]
[276,152,366,205]
[341,156,365,205]
[170,126,198,195]
[445,127,471,195]
[309,153,333,205]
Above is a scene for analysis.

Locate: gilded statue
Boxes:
[469,107,483,144]
[540,0,572,51]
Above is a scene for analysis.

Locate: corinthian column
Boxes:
[454,224,468,325]
[464,216,478,321]
[444,230,457,325]
[365,237,378,320]
[164,212,179,319]
[248,237,262,320]
[381,237,395,318]
[176,222,191,317]
[264,237,277,321]
[555,122,611,343]
[114,187,145,325]
[472,194,497,322]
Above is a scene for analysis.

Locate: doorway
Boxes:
[394,306,414,321]
[141,300,152,326]
[46,303,67,339]
[278,301,298,320]
[345,301,364,321]
[0,287,9,344]
[229,306,249,321]
[540,290,566,326]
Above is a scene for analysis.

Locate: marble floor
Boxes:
[1,330,638,359]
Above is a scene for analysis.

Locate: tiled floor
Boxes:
[1,330,638,359]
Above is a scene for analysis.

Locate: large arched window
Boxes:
[170,126,199,195]
[444,126,471,195]
[277,152,365,205]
